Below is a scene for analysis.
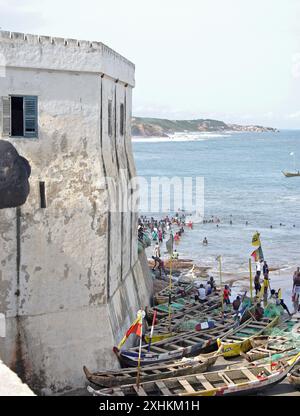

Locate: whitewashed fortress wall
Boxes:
[0,31,152,394]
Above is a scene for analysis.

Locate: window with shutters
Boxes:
[120,103,125,136]
[2,95,38,138]
[108,99,112,137]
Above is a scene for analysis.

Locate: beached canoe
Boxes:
[147,291,221,322]
[144,309,237,343]
[217,316,279,358]
[287,365,300,390]
[83,347,222,388]
[244,335,299,362]
[114,317,239,367]
[154,282,195,305]
[87,354,300,396]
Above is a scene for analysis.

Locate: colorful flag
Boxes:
[252,232,261,247]
[251,233,264,262]
[118,310,145,349]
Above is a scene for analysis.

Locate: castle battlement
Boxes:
[0,30,135,86]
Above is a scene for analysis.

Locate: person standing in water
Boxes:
[203,237,208,246]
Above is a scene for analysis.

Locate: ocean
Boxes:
[133,130,300,298]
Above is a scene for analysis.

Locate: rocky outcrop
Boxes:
[0,141,31,209]
[131,117,279,137]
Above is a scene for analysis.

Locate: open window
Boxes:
[2,95,38,138]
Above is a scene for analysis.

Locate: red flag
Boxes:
[125,320,142,338]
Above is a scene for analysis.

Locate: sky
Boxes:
[1,0,300,128]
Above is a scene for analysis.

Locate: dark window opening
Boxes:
[108,100,112,137]
[39,182,46,209]
[11,97,24,137]
[120,103,124,136]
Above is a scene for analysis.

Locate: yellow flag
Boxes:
[252,232,261,247]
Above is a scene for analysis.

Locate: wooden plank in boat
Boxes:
[178,379,196,393]
[242,368,259,382]
[156,381,172,395]
[150,345,169,353]
[195,374,215,390]
[219,373,233,386]
[133,385,147,396]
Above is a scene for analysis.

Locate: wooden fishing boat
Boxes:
[88,354,300,396]
[83,347,223,388]
[154,282,195,305]
[244,335,299,362]
[146,296,221,328]
[114,317,239,367]
[287,365,300,390]
[217,316,279,358]
[144,309,237,343]
[282,171,300,177]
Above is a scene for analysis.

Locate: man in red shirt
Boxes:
[223,285,231,305]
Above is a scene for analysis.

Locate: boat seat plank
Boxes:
[150,346,169,353]
[195,375,215,390]
[178,379,196,393]
[156,381,172,395]
[242,368,259,382]
[133,385,147,396]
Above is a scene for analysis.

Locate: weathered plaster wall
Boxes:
[0,31,152,395]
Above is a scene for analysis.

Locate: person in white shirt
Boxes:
[197,284,207,303]
[256,261,261,277]
[154,243,160,258]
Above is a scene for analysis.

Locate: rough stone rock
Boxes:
[0,140,31,209]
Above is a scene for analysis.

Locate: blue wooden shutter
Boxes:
[2,96,11,136]
[24,96,38,138]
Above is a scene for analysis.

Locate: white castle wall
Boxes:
[0,31,152,395]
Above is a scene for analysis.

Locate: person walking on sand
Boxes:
[154,243,160,258]
[223,285,231,305]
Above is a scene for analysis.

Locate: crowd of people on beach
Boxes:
[138,212,300,316]
[137,212,194,277]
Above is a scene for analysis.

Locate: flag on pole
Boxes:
[118,310,145,349]
[251,232,264,262]
[166,233,174,256]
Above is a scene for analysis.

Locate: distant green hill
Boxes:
[131,117,278,137]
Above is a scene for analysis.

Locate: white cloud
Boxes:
[286,111,300,120]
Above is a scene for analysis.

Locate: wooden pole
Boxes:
[219,256,224,320]
[168,254,172,332]
[249,258,253,303]
[148,310,157,352]
[136,312,143,389]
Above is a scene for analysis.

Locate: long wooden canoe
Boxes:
[88,354,300,396]
[114,316,240,367]
[154,282,195,305]
[83,347,223,388]
[244,335,298,362]
[148,297,223,333]
[147,291,221,322]
[145,309,236,343]
[217,316,279,358]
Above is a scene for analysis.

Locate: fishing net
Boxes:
[263,303,284,318]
